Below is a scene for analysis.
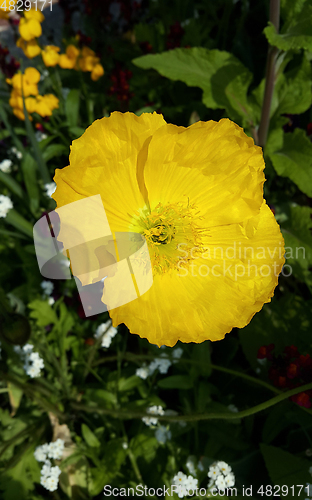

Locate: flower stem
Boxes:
[71,381,312,421]
[257,0,280,148]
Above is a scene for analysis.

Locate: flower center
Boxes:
[131,201,207,275]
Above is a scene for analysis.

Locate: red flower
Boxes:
[290,392,311,408]
[257,344,275,360]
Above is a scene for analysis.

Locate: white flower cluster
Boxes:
[14,344,44,378]
[94,320,118,348]
[172,471,198,498]
[208,461,235,490]
[136,347,183,379]
[0,194,13,218]
[9,147,22,159]
[0,159,12,173]
[34,439,64,492]
[44,182,56,198]
[142,405,165,427]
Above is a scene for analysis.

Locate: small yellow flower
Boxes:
[42,45,60,67]
[17,37,41,58]
[58,45,80,69]
[19,16,42,42]
[8,67,40,97]
[24,9,45,22]
[78,46,99,72]
[35,94,59,117]
[53,112,285,347]
[91,63,104,81]
[13,108,26,121]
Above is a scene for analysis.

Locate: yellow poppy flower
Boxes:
[42,45,60,67]
[16,37,41,58]
[91,63,104,81]
[59,45,80,69]
[52,112,285,347]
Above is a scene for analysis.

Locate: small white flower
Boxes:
[228,404,238,413]
[217,461,232,476]
[172,347,183,361]
[48,439,64,460]
[208,465,220,479]
[34,445,48,462]
[10,147,22,159]
[35,131,48,142]
[44,182,56,198]
[0,194,13,218]
[215,475,226,490]
[149,357,171,375]
[41,280,54,296]
[142,405,164,426]
[185,475,198,490]
[136,366,149,379]
[173,471,187,485]
[48,297,55,306]
[257,358,267,366]
[41,460,52,477]
[0,159,12,173]
[40,69,49,81]
[155,425,171,444]
[94,321,117,348]
[197,460,204,472]
[224,472,235,487]
[22,344,34,354]
[122,442,128,449]
[45,475,59,492]
[186,457,196,476]
[50,465,62,478]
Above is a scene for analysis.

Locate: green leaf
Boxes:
[42,143,68,162]
[281,204,312,287]
[0,106,25,154]
[130,433,158,462]
[158,375,193,389]
[118,375,143,392]
[66,89,80,128]
[21,153,40,215]
[264,1,312,51]
[133,48,254,123]
[22,96,51,185]
[5,210,33,238]
[260,444,311,498]
[275,53,312,116]
[0,447,40,500]
[69,126,86,138]
[28,299,58,327]
[269,129,312,197]
[0,172,23,199]
[192,342,212,377]
[81,423,100,448]
[88,439,127,496]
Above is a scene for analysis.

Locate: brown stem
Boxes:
[257,0,280,148]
